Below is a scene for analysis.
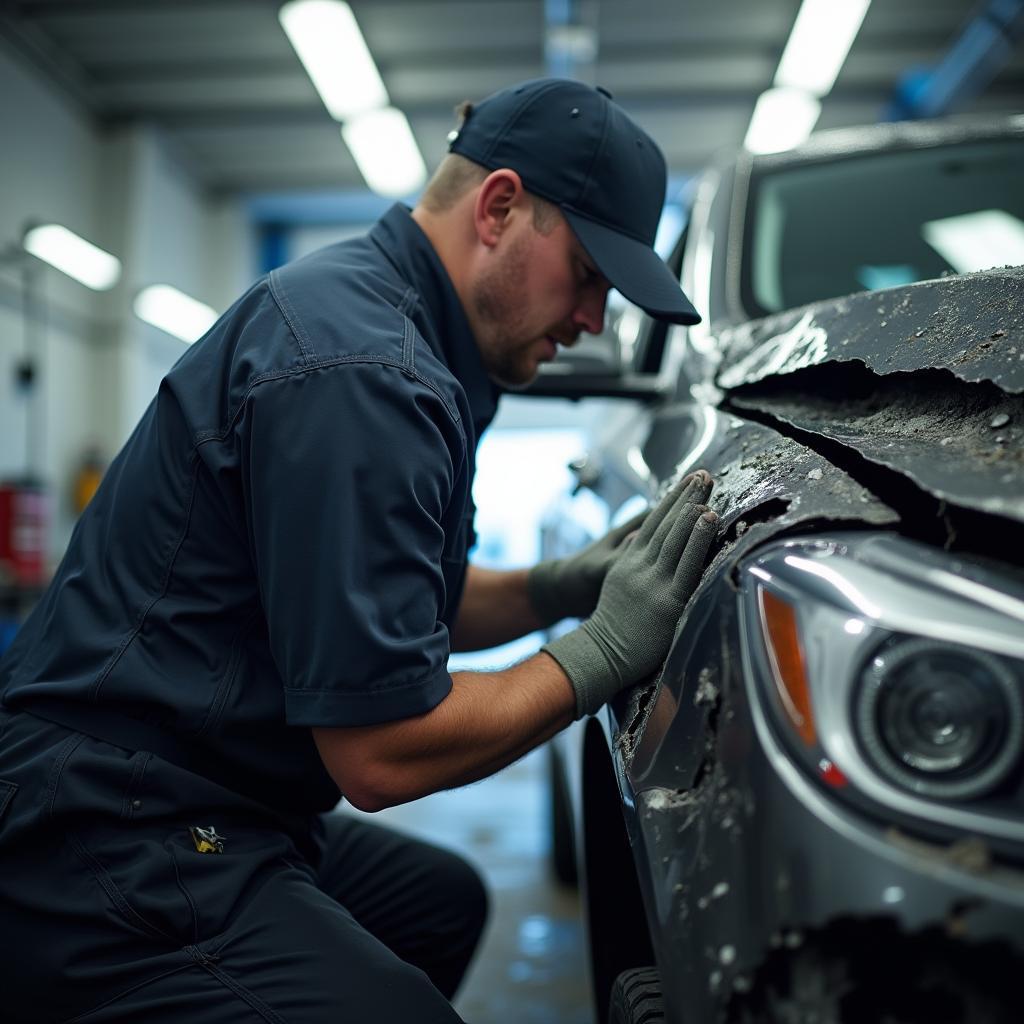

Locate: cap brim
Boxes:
[563,208,701,326]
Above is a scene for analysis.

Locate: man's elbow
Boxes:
[340,774,399,813]
[311,726,410,813]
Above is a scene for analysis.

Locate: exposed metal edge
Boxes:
[730,386,1024,528]
[717,266,1024,395]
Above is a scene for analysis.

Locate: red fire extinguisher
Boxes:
[0,481,49,589]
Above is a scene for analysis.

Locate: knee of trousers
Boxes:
[435,849,490,944]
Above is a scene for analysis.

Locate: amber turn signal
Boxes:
[758,587,817,747]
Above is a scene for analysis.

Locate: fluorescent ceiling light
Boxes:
[744,88,822,155]
[279,0,388,120]
[922,210,1024,274]
[23,224,121,290]
[134,285,218,344]
[342,107,427,197]
[775,0,871,96]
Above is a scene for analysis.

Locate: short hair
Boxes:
[420,111,562,237]
[419,153,489,215]
[528,191,561,235]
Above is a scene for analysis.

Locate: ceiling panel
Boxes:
[93,68,319,114]
[356,0,545,54]
[3,0,1022,195]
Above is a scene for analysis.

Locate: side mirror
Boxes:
[523,364,669,402]
[520,307,669,402]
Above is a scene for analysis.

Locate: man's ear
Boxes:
[474,169,524,249]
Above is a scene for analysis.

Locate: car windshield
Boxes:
[745,138,1024,316]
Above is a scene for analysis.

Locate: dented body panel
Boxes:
[604,533,1024,1023]
[546,117,1024,1023]
[716,267,1024,525]
[730,373,1024,525]
[717,266,1024,396]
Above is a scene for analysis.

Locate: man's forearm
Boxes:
[450,565,546,651]
[312,651,575,811]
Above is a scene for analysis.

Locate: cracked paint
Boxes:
[717,266,1024,395]
[730,365,1024,525]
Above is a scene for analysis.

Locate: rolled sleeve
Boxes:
[240,359,467,727]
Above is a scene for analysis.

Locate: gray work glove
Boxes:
[527,511,648,625]
[541,471,718,719]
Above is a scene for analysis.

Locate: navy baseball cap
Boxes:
[447,78,700,325]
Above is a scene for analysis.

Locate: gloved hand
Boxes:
[541,471,718,719]
[527,511,648,625]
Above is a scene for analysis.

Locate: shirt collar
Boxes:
[369,204,500,435]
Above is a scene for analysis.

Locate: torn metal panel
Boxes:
[716,266,1024,395]
[730,368,1024,525]
[674,418,898,576]
[619,535,1024,1024]
[574,116,1024,1024]
[615,415,898,778]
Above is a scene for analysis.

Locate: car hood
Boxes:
[713,266,1024,525]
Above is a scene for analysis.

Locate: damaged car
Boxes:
[535,116,1024,1023]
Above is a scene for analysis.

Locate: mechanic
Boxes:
[0,79,717,1022]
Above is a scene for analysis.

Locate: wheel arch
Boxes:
[581,716,656,1023]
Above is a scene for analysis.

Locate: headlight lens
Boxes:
[742,534,1024,838]
[856,639,1023,800]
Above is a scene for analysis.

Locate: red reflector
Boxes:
[818,758,848,787]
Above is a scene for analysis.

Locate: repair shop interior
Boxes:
[1,2,1024,1022]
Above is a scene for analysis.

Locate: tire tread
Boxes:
[608,966,666,1024]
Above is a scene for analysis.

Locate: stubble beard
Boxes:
[470,235,542,390]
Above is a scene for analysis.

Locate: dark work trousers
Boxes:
[0,709,488,1023]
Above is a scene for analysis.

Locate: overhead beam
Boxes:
[97,83,902,130]
[11,0,266,13]
[82,39,799,82]
[0,7,95,111]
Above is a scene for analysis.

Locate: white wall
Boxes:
[0,36,103,512]
[94,126,250,443]
[289,222,373,261]
[0,39,251,557]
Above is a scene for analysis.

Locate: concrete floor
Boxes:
[345,748,593,1024]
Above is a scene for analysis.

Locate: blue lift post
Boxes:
[544,0,597,82]
[259,223,289,277]
[887,0,1024,120]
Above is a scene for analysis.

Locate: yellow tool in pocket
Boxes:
[189,825,226,854]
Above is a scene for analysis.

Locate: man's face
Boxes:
[469,209,610,389]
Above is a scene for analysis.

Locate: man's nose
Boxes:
[572,287,608,336]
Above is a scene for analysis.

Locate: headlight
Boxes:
[856,639,1023,801]
[741,534,1024,842]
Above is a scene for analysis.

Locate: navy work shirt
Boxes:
[0,205,499,815]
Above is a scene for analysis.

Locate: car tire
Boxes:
[608,967,666,1024]
[547,743,578,887]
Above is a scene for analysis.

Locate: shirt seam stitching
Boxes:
[396,286,417,317]
[268,268,317,364]
[191,355,463,450]
[398,286,417,372]
[402,316,415,372]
